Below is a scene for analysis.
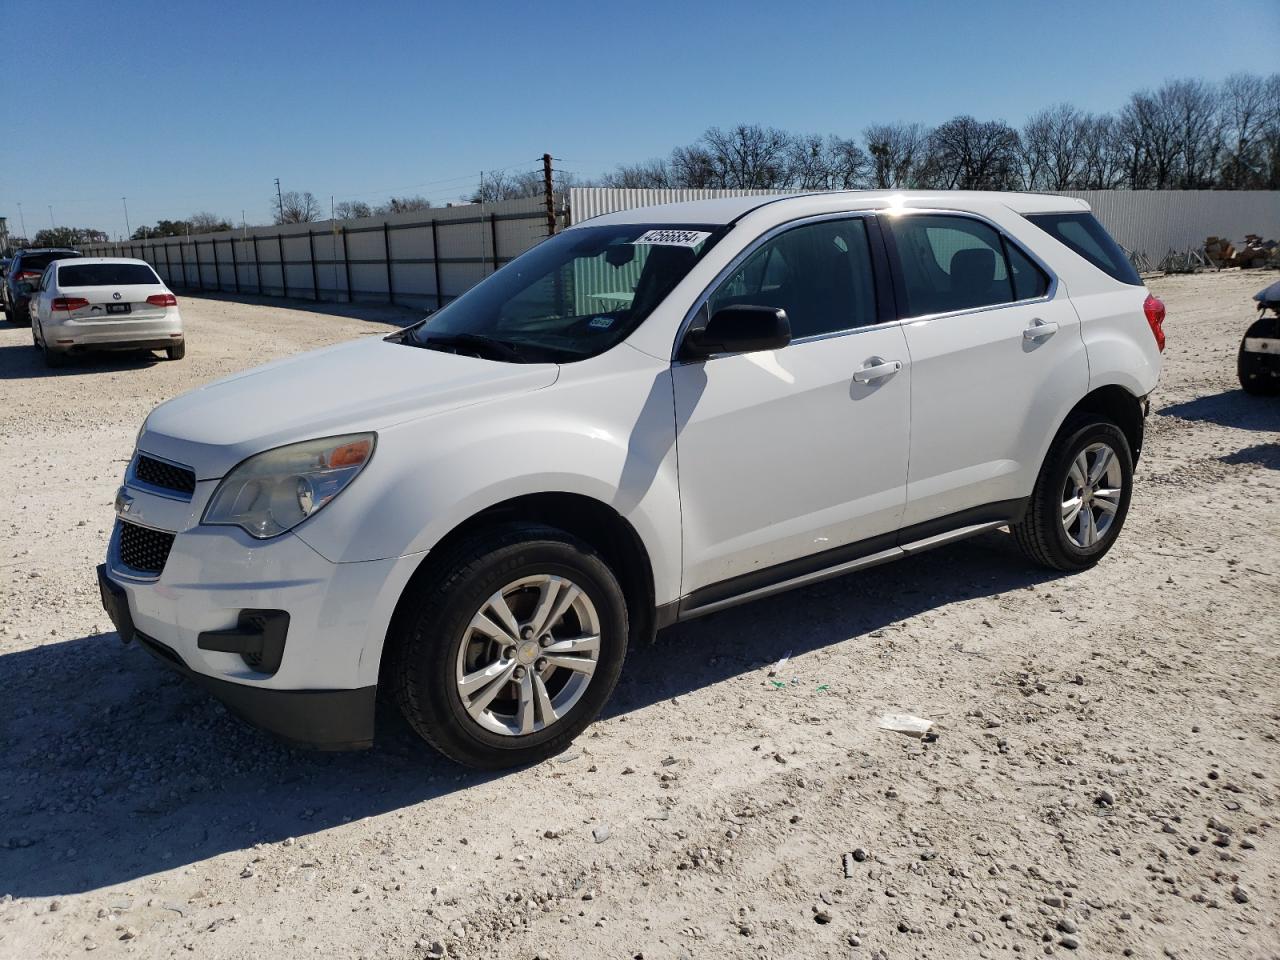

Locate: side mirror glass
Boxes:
[682,305,791,360]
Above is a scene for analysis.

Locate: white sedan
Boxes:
[29,257,185,367]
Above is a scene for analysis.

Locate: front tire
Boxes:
[1013,416,1134,571]
[389,523,628,769]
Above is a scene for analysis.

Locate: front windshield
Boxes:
[404,223,725,362]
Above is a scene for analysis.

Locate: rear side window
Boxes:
[17,252,79,273]
[709,217,878,338]
[1025,212,1141,286]
[887,215,1014,316]
[59,263,161,287]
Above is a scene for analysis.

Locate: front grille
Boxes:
[118,521,175,575]
[134,455,196,496]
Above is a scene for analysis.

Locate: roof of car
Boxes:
[575,190,1091,227]
[53,257,151,265]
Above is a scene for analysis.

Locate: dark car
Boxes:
[1239,279,1280,395]
[2,248,81,324]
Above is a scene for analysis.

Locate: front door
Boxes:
[672,215,912,602]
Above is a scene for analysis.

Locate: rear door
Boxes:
[884,212,1087,528]
[672,215,912,603]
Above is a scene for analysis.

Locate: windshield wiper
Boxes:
[413,332,523,362]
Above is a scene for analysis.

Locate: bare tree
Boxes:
[920,116,1021,190]
[863,123,928,188]
[1220,73,1272,188]
[376,196,433,214]
[1021,104,1089,190]
[333,200,373,220]
[1164,78,1223,188]
[1077,114,1127,189]
[1264,73,1280,189]
[188,211,233,233]
[668,144,718,187]
[702,124,793,188]
[275,190,320,224]
[601,158,673,189]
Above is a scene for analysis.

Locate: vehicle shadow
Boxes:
[0,531,1056,898]
[1221,442,1280,470]
[1159,390,1280,432]
[0,343,161,381]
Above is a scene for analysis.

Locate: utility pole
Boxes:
[17,202,27,239]
[275,178,284,223]
[542,153,556,236]
[48,205,56,231]
[122,197,131,239]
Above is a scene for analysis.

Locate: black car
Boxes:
[2,248,81,325]
[1239,279,1280,395]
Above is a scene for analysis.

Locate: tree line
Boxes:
[600,74,1280,192]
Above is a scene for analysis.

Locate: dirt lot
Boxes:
[1,273,1277,960]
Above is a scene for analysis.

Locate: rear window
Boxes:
[58,263,161,287]
[18,251,80,272]
[1025,212,1141,286]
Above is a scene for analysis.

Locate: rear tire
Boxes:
[389,523,628,769]
[1238,316,1280,396]
[166,342,186,361]
[1013,415,1134,572]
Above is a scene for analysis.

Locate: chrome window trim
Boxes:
[880,207,1060,323]
[125,450,196,503]
[671,211,883,362]
[671,205,1062,360]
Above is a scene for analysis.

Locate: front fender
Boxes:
[295,350,683,606]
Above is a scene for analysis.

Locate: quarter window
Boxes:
[1005,240,1050,301]
[708,218,878,339]
[887,215,1024,317]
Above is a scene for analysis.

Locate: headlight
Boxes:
[203,433,375,539]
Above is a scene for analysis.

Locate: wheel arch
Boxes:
[378,492,659,690]
[1059,383,1145,462]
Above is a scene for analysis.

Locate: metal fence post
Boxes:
[341,227,352,303]
[179,241,188,288]
[431,218,442,309]
[489,213,500,274]
[229,236,241,294]
[164,242,172,285]
[308,229,319,301]
[212,239,222,291]
[194,240,203,291]
[383,221,394,305]
[278,234,288,298]
[252,234,262,295]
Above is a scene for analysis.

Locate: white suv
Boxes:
[97,192,1164,767]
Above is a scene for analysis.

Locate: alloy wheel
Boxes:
[1061,442,1122,548]
[454,574,600,736]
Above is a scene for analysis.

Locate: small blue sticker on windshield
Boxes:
[589,316,614,329]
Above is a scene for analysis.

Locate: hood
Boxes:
[140,336,559,478]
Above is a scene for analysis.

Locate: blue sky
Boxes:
[2,0,1276,239]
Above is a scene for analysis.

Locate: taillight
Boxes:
[1143,294,1166,352]
[146,293,177,307]
[52,297,89,311]
[16,270,41,281]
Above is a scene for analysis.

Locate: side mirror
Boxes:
[682,305,791,360]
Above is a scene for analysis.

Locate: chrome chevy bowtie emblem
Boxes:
[115,487,134,515]
[113,291,122,300]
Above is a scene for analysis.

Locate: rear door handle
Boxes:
[1023,318,1058,340]
[853,358,903,383]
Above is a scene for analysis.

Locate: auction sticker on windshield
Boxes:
[633,229,712,247]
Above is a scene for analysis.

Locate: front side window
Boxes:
[887,214,1017,317]
[404,223,725,362]
[707,218,878,339]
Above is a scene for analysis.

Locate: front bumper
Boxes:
[98,468,425,749]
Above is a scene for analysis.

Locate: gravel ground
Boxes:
[0,274,1277,960]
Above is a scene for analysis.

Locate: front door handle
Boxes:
[853,358,903,383]
[1023,318,1059,341]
